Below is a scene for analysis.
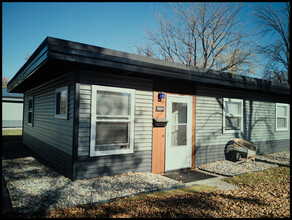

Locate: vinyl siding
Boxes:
[23,72,75,179]
[195,86,290,167]
[75,70,153,179]
[2,101,23,127]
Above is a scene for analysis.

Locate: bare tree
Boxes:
[131,42,156,58]
[252,3,290,84]
[133,3,256,75]
[2,77,9,88]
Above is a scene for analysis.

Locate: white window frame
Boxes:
[55,86,68,119]
[276,103,289,131]
[223,98,243,134]
[28,96,34,126]
[90,85,135,157]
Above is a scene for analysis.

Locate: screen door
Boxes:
[165,95,192,171]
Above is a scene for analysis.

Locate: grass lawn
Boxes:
[43,167,290,218]
[2,129,22,136]
[224,166,289,186]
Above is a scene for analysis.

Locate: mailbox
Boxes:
[153,118,168,127]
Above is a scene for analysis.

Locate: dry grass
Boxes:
[41,167,290,218]
[2,129,22,136]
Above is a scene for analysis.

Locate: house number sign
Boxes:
[156,106,164,112]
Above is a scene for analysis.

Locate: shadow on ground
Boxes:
[2,136,53,218]
[2,136,51,164]
[163,169,218,183]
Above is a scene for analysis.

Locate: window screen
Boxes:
[96,91,130,116]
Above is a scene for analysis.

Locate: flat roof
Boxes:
[7,36,290,95]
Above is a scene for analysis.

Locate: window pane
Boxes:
[172,103,187,124]
[96,144,129,151]
[60,90,67,115]
[28,100,33,111]
[277,105,287,117]
[225,116,241,129]
[56,92,61,114]
[28,112,32,123]
[95,122,129,146]
[96,91,130,116]
[277,118,286,128]
[225,102,240,115]
[171,125,187,146]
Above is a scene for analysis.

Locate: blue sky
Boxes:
[2,2,287,80]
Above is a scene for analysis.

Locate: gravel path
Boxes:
[2,156,182,214]
[199,151,290,176]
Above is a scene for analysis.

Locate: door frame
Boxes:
[152,92,196,174]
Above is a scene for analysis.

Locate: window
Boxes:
[223,98,243,133]
[55,86,68,119]
[276,103,289,131]
[90,85,135,156]
[171,103,187,146]
[28,96,34,126]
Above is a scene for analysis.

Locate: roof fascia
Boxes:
[7,37,290,95]
[7,38,49,92]
[46,37,289,94]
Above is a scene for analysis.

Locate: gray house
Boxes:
[2,88,24,128]
[7,37,290,180]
